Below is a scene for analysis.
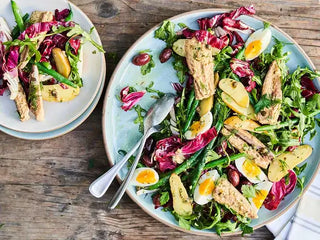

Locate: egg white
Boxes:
[194,170,220,205]
[235,157,268,183]
[131,167,159,187]
[185,111,213,140]
[248,181,273,213]
[244,28,272,61]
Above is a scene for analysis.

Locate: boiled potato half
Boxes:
[221,92,256,120]
[42,84,80,102]
[224,116,260,132]
[199,95,214,117]
[268,145,312,182]
[219,78,249,108]
[169,173,193,217]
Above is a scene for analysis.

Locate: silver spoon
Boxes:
[89,94,175,201]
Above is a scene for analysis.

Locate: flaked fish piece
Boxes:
[185,38,215,100]
[19,11,54,69]
[29,65,44,121]
[14,83,30,122]
[212,178,258,219]
[222,125,274,169]
[256,60,282,125]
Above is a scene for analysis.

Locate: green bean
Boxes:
[203,153,246,170]
[254,119,299,131]
[11,0,25,33]
[35,62,78,88]
[186,90,195,116]
[190,121,223,195]
[12,13,29,39]
[147,149,203,190]
[235,47,245,60]
[65,4,73,21]
[183,99,199,133]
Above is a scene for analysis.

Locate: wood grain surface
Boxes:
[0,0,319,239]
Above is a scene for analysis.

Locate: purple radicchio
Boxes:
[264,170,297,210]
[119,86,146,111]
[55,8,70,21]
[300,74,319,99]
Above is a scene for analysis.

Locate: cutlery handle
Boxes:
[108,127,157,209]
[89,139,142,198]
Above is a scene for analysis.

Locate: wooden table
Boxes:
[0,0,319,239]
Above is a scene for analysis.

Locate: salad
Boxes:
[117,5,320,235]
[0,1,104,121]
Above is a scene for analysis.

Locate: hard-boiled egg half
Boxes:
[248,181,273,213]
[194,170,220,205]
[244,28,272,61]
[185,111,212,140]
[131,167,159,187]
[235,157,268,183]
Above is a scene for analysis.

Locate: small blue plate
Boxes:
[102,9,320,236]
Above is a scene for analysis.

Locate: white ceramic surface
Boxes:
[0,0,105,133]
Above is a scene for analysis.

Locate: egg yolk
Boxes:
[199,179,215,195]
[190,119,205,136]
[243,160,261,179]
[136,170,156,184]
[252,189,268,209]
[245,40,262,59]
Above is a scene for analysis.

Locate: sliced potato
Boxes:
[42,84,80,102]
[268,145,312,182]
[52,48,71,78]
[172,39,186,57]
[169,173,193,217]
[199,95,214,117]
[219,78,249,108]
[224,116,260,132]
[221,92,256,120]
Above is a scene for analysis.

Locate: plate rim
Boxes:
[0,1,105,133]
[102,8,320,236]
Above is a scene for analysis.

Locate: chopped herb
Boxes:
[279,159,289,172]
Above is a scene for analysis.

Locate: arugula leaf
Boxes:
[191,202,222,230]
[67,24,105,53]
[4,38,41,63]
[215,220,237,235]
[240,223,253,236]
[205,150,221,163]
[65,41,83,87]
[241,185,256,198]
[146,81,164,98]
[141,55,155,75]
[263,21,271,29]
[172,54,188,83]
[294,163,307,176]
[296,176,305,196]
[154,20,177,47]
[159,191,170,205]
[178,216,191,230]
[133,105,147,133]
[254,94,281,113]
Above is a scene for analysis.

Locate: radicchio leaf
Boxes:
[180,127,217,155]
[39,33,69,61]
[301,74,319,99]
[222,17,254,34]
[55,8,71,21]
[230,58,254,79]
[171,82,183,93]
[264,170,297,210]
[69,37,81,55]
[153,136,183,172]
[120,86,145,111]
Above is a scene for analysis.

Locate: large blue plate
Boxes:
[102,9,320,235]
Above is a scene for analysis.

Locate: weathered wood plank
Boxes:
[0,0,319,239]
